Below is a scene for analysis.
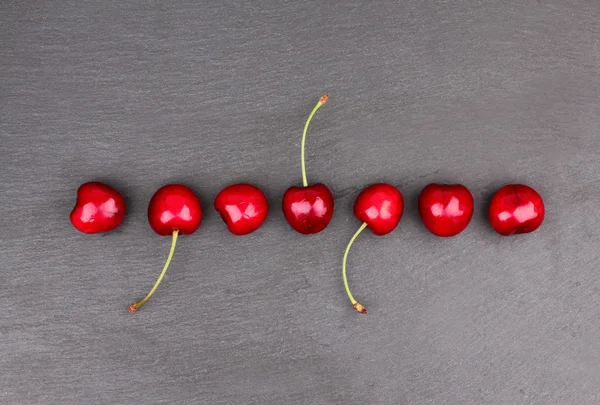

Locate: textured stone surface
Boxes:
[1,1,599,404]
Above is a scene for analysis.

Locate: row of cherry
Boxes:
[70,181,545,237]
[70,95,545,315]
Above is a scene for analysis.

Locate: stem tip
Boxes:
[128,303,139,313]
[319,94,329,104]
[353,302,367,315]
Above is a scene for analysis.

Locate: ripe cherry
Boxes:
[342,183,404,314]
[70,182,126,234]
[489,184,545,236]
[129,184,202,312]
[282,95,334,234]
[418,183,474,237]
[214,183,269,235]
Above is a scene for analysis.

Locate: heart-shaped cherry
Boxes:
[342,183,404,314]
[418,183,474,237]
[282,184,334,235]
[214,183,269,235]
[129,184,202,312]
[282,95,334,234]
[489,184,544,236]
[70,182,126,234]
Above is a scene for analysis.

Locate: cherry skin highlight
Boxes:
[489,184,545,236]
[70,182,126,234]
[129,184,202,313]
[342,183,404,314]
[282,94,334,235]
[214,183,269,235]
[418,183,474,237]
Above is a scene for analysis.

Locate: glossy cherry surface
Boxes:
[489,184,545,236]
[214,183,269,235]
[353,183,404,235]
[70,182,126,234]
[418,183,474,237]
[282,183,334,235]
[148,184,202,236]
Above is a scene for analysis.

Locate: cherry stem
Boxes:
[342,222,368,315]
[301,94,329,187]
[129,229,179,313]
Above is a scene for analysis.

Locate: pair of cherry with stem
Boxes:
[128,97,337,312]
[126,97,337,312]
[70,94,545,314]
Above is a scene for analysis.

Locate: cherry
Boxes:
[214,183,269,235]
[70,182,126,234]
[282,184,334,235]
[418,183,474,237]
[129,184,202,312]
[489,184,545,236]
[282,95,334,235]
[342,183,404,314]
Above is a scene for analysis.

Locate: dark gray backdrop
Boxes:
[1,1,599,404]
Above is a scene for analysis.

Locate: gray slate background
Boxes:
[1,1,599,404]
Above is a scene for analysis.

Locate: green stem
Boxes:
[342,222,368,314]
[301,95,329,187]
[129,229,179,312]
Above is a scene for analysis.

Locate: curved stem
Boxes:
[301,94,329,187]
[129,230,179,313]
[342,222,368,314]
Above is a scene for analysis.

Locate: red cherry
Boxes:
[70,182,126,234]
[353,183,404,235]
[282,94,334,235]
[130,184,202,313]
[214,184,269,235]
[282,184,334,235]
[418,183,474,237]
[489,184,545,236]
[342,183,404,314]
[147,184,202,236]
